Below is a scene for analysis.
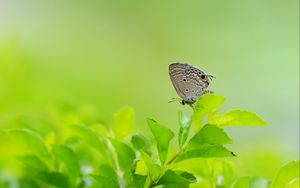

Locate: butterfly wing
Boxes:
[169,63,208,103]
[169,63,188,101]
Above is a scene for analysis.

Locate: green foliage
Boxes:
[71,124,107,153]
[113,106,135,139]
[140,151,162,181]
[110,139,136,186]
[92,174,119,188]
[7,129,49,156]
[175,145,234,163]
[17,155,49,173]
[157,170,196,186]
[232,176,271,188]
[188,124,233,147]
[52,145,81,185]
[0,94,297,188]
[91,164,119,188]
[37,172,71,188]
[147,118,175,165]
[209,110,268,127]
[178,111,193,148]
[271,161,300,188]
[131,134,152,155]
[193,94,225,130]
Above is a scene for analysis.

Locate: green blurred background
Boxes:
[0,0,299,181]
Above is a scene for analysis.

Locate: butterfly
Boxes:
[169,62,214,105]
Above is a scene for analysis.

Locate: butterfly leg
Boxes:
[203,90,213,94]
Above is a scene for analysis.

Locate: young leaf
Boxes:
[232,176,251,188]
[222,161,234,187]
[110,139,136,171]
[188,124,233,148]
[98,163,118,180]
[110,139,136,186]
[37,172,70,188]
[140,151,161,181]
[178,112,192,148]
[177,171,197,183]
[157,170,196,186]
[209,110,268,127]
[193,94,226,131]
[52,145,81,183]
[17,178,41,188]
[129,174,147,188]
[17,155,49,172]
[71,124,107,153]
[147,118,174,164]
[175,145,235,163]
[113,106,135,139]
[271,160,300,188]
[131,133,152,155]
[8,129,48,156]
[93,164,119,187]
[92,175,120,188]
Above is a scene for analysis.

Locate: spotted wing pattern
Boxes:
[169,63,209,103]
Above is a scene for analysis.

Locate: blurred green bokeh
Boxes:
[0,0,299,181]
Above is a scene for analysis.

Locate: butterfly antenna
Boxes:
[207,74,216,80]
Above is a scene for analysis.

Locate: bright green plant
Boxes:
[0,94,298,188]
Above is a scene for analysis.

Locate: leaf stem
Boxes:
[107,140,125,188]
[166,147,185,165]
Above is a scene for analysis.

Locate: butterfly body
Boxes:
[169,63,213,104]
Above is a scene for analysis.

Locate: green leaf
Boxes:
[110,139,136,186]
[286,180,300,188]
[37,172,70,188]
[8,129,48,156]
[98,163,118,181]
[222,161,234,187]
[18,178,40,188]
[17,155,49,172]
[93,164,119,187]
[175,145,235,163]
[209,110,268,127]
[71,124,107,153]
[52,145,80,183]
[193,94,226,131]
[232,176,270,188]
[162,184,189,188]
[157,170,196,185]
[178,112,192,147]
[188,124,233,148]
[92,175,120,188]
[131,133,152,155]
[232,176,251,188]
[147,118,174,164]
[129,174,147,188]
[271,160,300,188]
[140,151,161,180]
[177,171,197,183]
[113,106,135,139]
[110,139,136,171]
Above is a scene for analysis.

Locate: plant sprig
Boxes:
[5,94,298,188]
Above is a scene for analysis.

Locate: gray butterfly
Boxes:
[169,62,214,105]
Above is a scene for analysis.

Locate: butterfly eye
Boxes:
[200,75,206,80]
